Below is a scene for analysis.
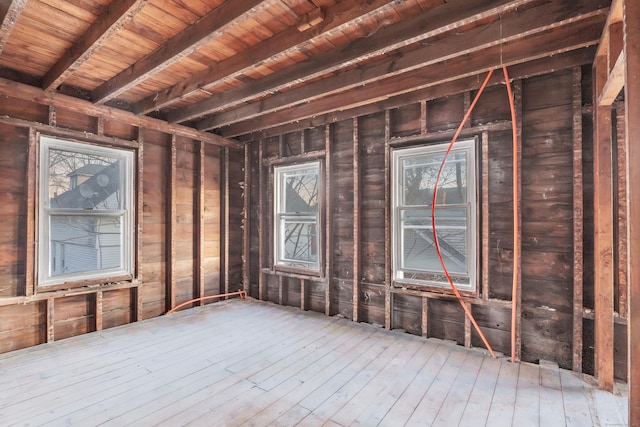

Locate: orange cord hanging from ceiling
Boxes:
[430,66,519,361]
[502,65,520,364]
[431,69,497,359]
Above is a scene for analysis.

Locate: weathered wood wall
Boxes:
[0,93,243,354]
[247,64,628,378]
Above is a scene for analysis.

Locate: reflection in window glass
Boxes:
[392,140,476,291]
[38,136,133,287]
[274,162,321,271]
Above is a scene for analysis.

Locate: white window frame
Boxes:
[38,136,134,287]
[273,161,322,273]
[392,139,478,292]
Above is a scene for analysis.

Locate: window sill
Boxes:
[392,280,478,298]
[1,279,140,307]
[262,267,323,281]
[37,274,135,293]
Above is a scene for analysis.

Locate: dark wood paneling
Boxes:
[102,289,133,330]
[428,299,465,345]
[244,67,599,375]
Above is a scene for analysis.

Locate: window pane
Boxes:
[48,149,121,210]
[401,208,467,274]
[49,215,122,276]
[282,220,317,263]
[284,169,318,213]
[403,152,467,205]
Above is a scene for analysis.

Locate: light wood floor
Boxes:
[0,299,629,426]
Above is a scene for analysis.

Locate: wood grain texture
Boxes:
[92,0,272,103]
[0,300,626,425]
[0,0,27,55]
[198,0,607,131]
[0,77,241,149]
[42,0,148,91]
[623,0,640,423]
[171,0,533,123]
[133,0,402,114]
[572,67,584,373]
[167,135,177,311]
[221,18,604,137]
[593,53,615,392]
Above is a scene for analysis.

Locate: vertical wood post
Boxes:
[166,135,177,312]
[624,0,640,422]
[46,298,54,343]
[615,104,628,317]
[421,297,428,337]
[464,302,471,348]
[594,53,615,392]
[325,124,332,316]
[223,147,230,295]
[196,140,205,304]
[134,128,144,320]
[243,144,251,294]
[463,92,471,129]
[384,110,392,330]
[572,67,584,373]
[420,100,427,135]
[353,117,360,322]
[258,139,265,301]
[25,128,36,297]
[95,291,103,331]
[96,116,104,136]
[481,131,490,301]
[48,106,56,127]
[513,79,523,362]
[301,279,306,311]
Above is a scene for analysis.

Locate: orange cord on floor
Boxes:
[502,65,520,364]
[431,69,497,359]
[165,290,247,315]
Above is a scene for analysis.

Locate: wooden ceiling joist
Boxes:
[220,15,604,137]
[198,0,608,132]
[0,77,241,149]
[239,47,596,141]
[133,0,402,114]
[91,0,276,103]
[0,0,27,55]
[42,0,149,92]
[167,0,536,124]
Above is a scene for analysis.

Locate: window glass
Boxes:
[39,136,133,287]
[274,162,321,272]
[392,140,476,291]
[284,169,319,213]
[48,149,121,210]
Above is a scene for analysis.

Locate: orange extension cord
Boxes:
[165,290,246,315]
[502,65,520,364]
[431,66,519,360]
[431,69,497,359]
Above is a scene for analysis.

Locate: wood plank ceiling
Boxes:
[0,0,610,142]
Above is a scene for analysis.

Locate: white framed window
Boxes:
[38,136,134,287]
[392,139,477,291]
[273,161,321,273]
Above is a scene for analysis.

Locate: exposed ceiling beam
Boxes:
[133,0,405,114]
[0,77,241,149]
[198,0,608,131]
[238,47,597,141]
[91,0,275,104]
[42,0,149,92]
[220,15,604,137]
[167,0,535,124]
[0,0,27,55]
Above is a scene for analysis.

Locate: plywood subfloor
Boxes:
[0,299,629,426]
